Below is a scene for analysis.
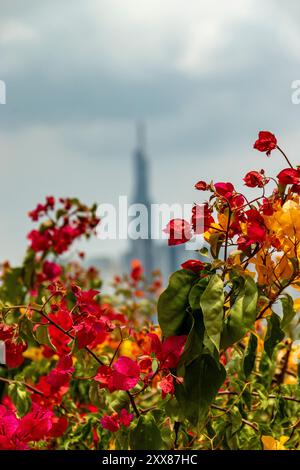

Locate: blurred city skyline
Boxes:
[1,0,300,265]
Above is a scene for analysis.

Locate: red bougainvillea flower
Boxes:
[214,182,234,200]
[16,404,53,443]
[191,204,214,234]
[42,261,62,282]
[181,259,205,274]
[238,209,267,249]
[243,171,266,188]
[27,230,51,252]
[73,318,106,350]
[4,340,27,369]
[95,356,140,392]
[159,374,175,399]
[47,303,73,355]
[130,259,144,281]
[0,324,14,341]
[147,334,186,369]
[163,219,192,246]
[277,168,300,185]
[260,198,274,216]
[47,416,68,438]
[195,180,208,191]
[46,355,74,390]
[253,131,277,156]
[72,286,101,316]
[28,196,55,221]
[101,409,134,433]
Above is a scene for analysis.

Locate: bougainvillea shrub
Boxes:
[0,133,299,450]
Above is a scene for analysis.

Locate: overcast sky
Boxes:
[1,0,300,264]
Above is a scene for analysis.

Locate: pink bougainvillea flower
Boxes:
[42,261,62,281]
[243,171,265,188]
[0,403,59,449]
[95,356,140,392]
[253,131,277,156]
[214,182,235,199]
[181,259,205,274]
[118,409,134,427]
[16,404,53,442]
[101,409,134,433]
[277,168,300,185]
[101,414,120,432]
[110,357,140,391]
[159,374,175,399]
[163,219,192,246]
[147,334,186,369]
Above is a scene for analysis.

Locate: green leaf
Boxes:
[175,354,226,425]
[178,310,205,372]
[158,270,197,337]
[280,294,296,331]
[164,397,185,422]
[221,275,258,349]
[129,415,164,450]
[209,232,224,259]
[0,267,25,305]
[200,274,224,351]
[8,383,32,417]
[22,250,36,290]
[264,312,285,358]
[188,278,209,310]
[109,391,130,413]
[89,382,107,408]
[243,334,258,378]
[34,324,56,350]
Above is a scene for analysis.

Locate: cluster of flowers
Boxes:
[164,131,300,252]
[27,197,99,255]
[0,400,68,450]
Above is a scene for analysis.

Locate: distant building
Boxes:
[90,123,198,285]
[122,122,193,282]
[124,122,154,278]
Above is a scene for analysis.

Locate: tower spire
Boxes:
[136,120,146,152]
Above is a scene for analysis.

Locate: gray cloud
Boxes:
[1,0,300,263]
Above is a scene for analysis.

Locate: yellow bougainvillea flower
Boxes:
[294,298,300,312]
[23,347,44,362]
[261,435,289,450]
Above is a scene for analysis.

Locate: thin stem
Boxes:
[0,376,45,397]
[211,404,258,432]
[224,207,232,263]
[218,389,300,404]
[127,391,140,417]
[277,145,294,169]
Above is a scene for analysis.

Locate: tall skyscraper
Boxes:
[127,122,154,278]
